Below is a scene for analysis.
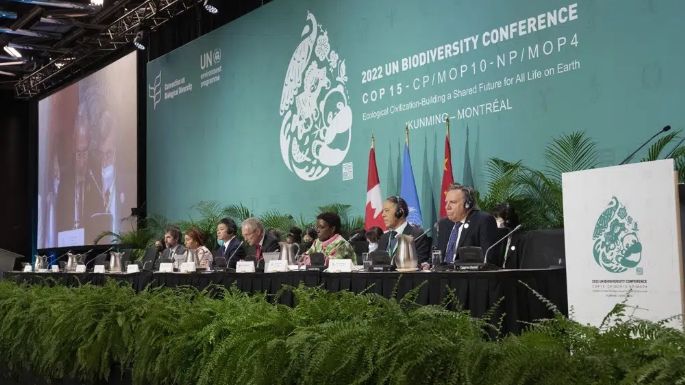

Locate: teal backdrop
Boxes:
[147,0,684,226]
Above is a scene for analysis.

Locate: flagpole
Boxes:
[446,116,450,137]
[405,124,409,144]
[371,134,375,149]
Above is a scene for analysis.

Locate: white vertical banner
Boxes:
[562,159,684,328]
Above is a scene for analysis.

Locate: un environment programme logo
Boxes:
[148,71,162,110]
[592,197,643,273]
[279,11,352,181]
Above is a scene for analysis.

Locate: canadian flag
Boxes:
[365,138,386,230]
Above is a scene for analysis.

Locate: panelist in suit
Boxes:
[241,217,280,263]
[437,184,499,266]
[377,196,431,265]
[161,225,186,265]
[214,217,245,269]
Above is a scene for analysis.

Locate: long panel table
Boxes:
[3,267,567,334]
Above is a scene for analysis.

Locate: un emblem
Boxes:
[592,197,643,273]
[279,12,352,181]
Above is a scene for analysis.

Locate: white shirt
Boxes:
[387,220,408,237]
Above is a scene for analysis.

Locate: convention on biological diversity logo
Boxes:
[148,71,162,110]
[592,196,643,273]
[279,11,352,181]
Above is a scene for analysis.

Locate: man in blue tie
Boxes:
[437,184,499,266]
[377,196,431,265]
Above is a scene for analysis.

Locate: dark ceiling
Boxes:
[0,0,270,98]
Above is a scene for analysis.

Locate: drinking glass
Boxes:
[431,250,442,271]
[362,252,372,271]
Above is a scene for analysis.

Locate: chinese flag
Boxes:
[440,120,454,217]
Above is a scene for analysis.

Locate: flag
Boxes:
[463,125,474,186]
[400,127,423,226]
[365,136,385,230]
[440,118,455,217]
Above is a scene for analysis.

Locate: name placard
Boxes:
[265,260,288,273]
[126,264,140,273]
[328,259,353,273]
[236,260,255,273]
[94,265,106,274]
[159,263,174,273]
[180,262,196,273]
[50,265,60,273]
[75,264,87,273]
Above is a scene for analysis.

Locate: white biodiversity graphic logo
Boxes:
[148,71,162,110]
[279,12,352,181]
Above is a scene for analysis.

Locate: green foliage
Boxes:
[1,280,685,385]
[479,131,598,229]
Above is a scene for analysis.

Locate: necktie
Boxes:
[387,231,398,254]
[255,244,262,260]
[219,245,226,256]
[444,222,462,263]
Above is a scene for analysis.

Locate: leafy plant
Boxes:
[479,131,599,229]
[1,280,685,385]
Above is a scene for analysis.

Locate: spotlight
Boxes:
[133,31,145,50]
[203,0,218,14]
[3,45,21,58]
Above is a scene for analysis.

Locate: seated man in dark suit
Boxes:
[240,217,280,264]
[214,217,246,269]
[377,196,430,265]
[437,184,499,266]
[160,225,186,266]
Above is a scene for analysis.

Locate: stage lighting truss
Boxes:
[14,0,206,99]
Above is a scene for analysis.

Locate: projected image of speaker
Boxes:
[36,52,138,249]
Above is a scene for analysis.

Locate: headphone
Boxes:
[219,217,238,235]
[451,184,476,210]
[390,196,408,219]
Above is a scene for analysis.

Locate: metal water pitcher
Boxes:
[110,251,124,273]
[278,242,300,264]
[66,252,80,272]
[394,234,418,272]
[34,255,48,271]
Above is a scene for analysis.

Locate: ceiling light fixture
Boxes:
[133,31,145,50]
[203,0,218,14]
[3,46,22,58]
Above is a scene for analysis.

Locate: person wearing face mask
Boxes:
[299,212,356,266]
[214,217,245,269]
[365,226,383,252]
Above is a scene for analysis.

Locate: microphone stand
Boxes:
[484,225,522,265]
[619,125,671,165]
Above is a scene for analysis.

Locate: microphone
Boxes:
[226,240,244,268]
[619,125,671,165]
[86,246,113,267]
[484,224,522,265]
[348,232,363,242]
[413,222,437,242]
[53,249,73,262]
[665,135,685,159]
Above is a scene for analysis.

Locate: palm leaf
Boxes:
[225,203,252,223]
[641,130,681,162]
[544,131,599,181]
[260,210,296,234]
